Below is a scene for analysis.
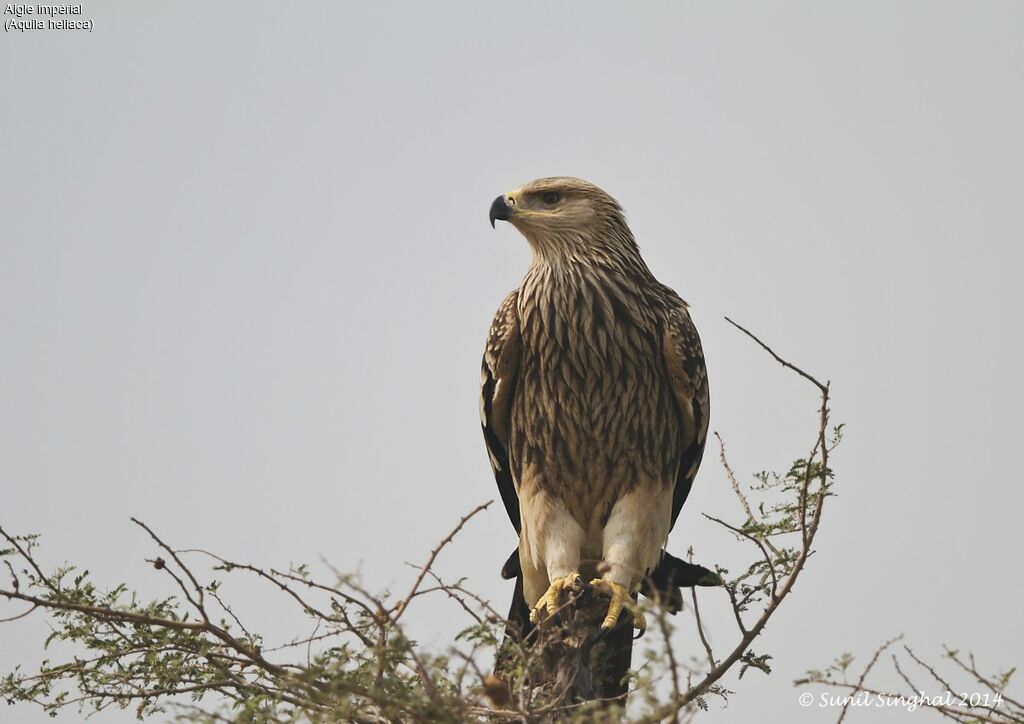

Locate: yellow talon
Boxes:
[529,571,581,623]
[590,579,646,632]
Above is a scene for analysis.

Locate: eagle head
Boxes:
[489,177,637,263]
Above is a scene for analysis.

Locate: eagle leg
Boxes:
[589,579,646,632]
[529,571,581,624]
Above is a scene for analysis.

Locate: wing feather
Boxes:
[481,290,521,533]
[659,291,710,530]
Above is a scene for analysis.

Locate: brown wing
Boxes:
[480,290,522,533]
[660,292,710,530]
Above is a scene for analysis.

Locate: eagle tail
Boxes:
[506,573,533,639]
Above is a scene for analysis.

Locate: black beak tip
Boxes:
[489,195,511,229]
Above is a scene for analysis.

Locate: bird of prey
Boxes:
[481,177,711,649]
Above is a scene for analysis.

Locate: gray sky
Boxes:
[2,2,1022,721]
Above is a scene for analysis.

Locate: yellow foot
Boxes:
[529,571,581,624]
[590,579,646,632]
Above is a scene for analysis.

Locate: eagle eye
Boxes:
[541,191,561,205]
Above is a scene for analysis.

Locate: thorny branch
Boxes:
[0,508,496,721]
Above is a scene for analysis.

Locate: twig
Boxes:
[724,316,828,392]
[391,500,491,623]
[689,587,716,670]
[702,513,778,601]
[836,635,903,724]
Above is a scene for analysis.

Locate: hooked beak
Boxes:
[489,195,512,228]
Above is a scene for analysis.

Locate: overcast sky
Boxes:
[2,2,1022,721]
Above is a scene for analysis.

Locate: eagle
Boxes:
[481,177,712,680]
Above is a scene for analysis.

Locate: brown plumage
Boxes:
[481,177,710,693]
